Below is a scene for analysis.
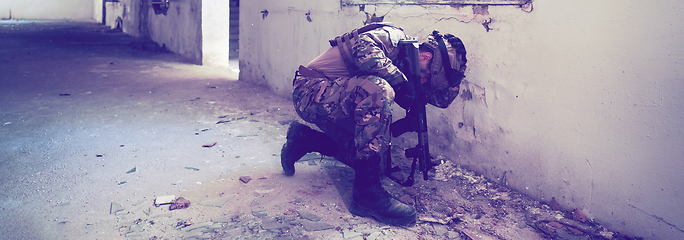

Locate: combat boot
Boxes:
[350,154,416,225]
[281,121,337,176]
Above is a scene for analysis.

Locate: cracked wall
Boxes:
[240,1,684,239]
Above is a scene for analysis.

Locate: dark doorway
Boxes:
[229,0,239,60]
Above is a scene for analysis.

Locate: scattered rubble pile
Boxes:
[111,152,641,240]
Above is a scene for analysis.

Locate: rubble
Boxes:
[109,202,125,214]
[169,197,191,210]
[154,195,175,206]
[239,176,252,183]
[108,155,640,240]
[184,167,200,171]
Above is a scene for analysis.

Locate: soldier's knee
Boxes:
[359,75,394,101]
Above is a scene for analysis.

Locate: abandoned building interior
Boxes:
[0,0,682,239]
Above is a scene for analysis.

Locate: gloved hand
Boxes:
[393,81,416,109]
[443,34,467,87]
[444,34,467,71]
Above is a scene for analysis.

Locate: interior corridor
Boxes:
[0,20,634,240]
[0,20,295,239]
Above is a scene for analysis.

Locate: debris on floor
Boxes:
[108,155,641,240]
[154,195,176,206]
[110,202,125,215]
[169,197,191,210]
[239,176,252,184]
[216,116,247,124]
[184,167,200,171]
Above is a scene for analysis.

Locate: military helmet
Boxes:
[420,30,467,107]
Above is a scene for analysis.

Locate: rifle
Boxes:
[386,39,433,187]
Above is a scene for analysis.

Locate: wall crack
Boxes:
[628,204,684,234]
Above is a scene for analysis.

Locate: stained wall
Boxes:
[101,0,203,64]
[238,1,684,239]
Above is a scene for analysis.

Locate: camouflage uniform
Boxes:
[286,24,466,226]
[293,74,393,166]
[292,24,463,167]
[293,24,409,166]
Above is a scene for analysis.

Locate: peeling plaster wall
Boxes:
[240,0,684,239]
[147,0,202,64]
[101,0,203,64]
[0,0,94,20]
[99,0,230,67]
[101,0,146,37]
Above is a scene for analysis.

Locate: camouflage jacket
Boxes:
[331,23,410,87]
[329,23,461,109]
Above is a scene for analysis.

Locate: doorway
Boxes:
[229,0,239,60]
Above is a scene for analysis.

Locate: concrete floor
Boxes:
[0,20,296,239]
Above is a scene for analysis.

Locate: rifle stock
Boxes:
[387,39,432,186]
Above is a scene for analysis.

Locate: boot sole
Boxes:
[349,202,416,226]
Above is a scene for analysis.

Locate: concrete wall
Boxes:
[148,0,203,64]
[101,0,142,36]
[101,0,203,64]
[202,0,231,68]
[239,1,352,92]
[103,1,125,29]
[239,0,684,239]
[94,0,103,23]
[0,0,94,20]
[101,0,149,38]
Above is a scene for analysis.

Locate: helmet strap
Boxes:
[432,30,465,87]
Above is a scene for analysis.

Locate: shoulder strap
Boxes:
[329,23,397,75]
[329,23,395,47]
[335,31,359,75]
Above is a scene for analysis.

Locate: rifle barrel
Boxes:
[397,39,432,181]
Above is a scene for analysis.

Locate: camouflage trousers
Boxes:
[292,74,395,168]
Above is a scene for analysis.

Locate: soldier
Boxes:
[281,23,467,225]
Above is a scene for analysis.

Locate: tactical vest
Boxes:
[328,22,404,78]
